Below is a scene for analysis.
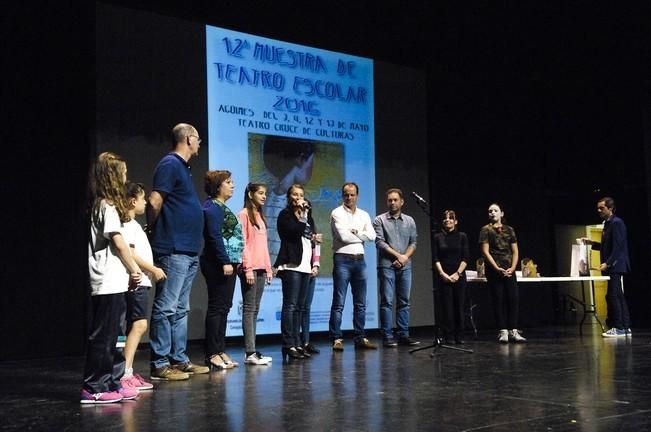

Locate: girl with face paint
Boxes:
[478,204,527,343]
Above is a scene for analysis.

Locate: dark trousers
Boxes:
[439,278,466,337]
[201,257,236,357]
[299,275,317,345]
[82,292,126,393]
[605,273,631,329]
[280,270,311,348]
[486,268,519,329]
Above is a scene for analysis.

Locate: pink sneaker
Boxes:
[133,373,154,391]
[80,389,123,404]
[120,375,140,390]
[118,386,139,401]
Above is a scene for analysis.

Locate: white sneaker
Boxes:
[244,352,270,365]
[602,328,626,338]
[256,351,273,362]
[498,329,509,343]
[509,329,527,343]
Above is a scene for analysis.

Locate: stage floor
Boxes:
[2,326,651,431]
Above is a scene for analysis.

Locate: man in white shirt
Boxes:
[329,182,377,350]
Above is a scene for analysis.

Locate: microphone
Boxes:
[301,202,311,210]
[412,192,427,205]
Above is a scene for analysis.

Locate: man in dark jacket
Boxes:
[584,197,631,338]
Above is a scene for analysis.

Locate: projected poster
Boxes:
[206,25,376,336]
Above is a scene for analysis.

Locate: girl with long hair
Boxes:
[238,183,273,365]
[83,152,141,404]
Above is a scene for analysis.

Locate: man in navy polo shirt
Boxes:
[147,123,209,380]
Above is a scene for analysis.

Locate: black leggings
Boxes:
[486,268,519,329]
[439,278,466,336]
[201,257,237,357]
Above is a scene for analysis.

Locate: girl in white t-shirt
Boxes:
[82,152,142,405]
[121,182,166,392]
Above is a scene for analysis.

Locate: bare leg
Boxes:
[124,319,147,372]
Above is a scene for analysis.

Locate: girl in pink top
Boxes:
[238,183,274,365]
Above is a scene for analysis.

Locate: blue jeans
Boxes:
[378,266,412,339]
[280,270,310,348]
[150,253,199,369]
[299,275,316,345]
[329,254,367,341]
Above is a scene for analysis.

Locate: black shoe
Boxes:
[296,346,311,358]
[303,343,320,354]
[282,347,304,361]
[383,337,398,347]
[398,336,420,346]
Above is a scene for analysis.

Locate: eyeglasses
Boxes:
[188,135,202,145]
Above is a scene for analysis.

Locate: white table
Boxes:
[467,275,610,334]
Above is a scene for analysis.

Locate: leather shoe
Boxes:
[398,336,420,346]
[383,337,398,347]
[354,338,378,349]
[171,361,209,375]
[303,343,320,354]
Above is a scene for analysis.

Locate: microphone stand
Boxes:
[409,197,473,357]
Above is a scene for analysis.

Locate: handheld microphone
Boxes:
[301,202,312,210]
[411,191,427,205]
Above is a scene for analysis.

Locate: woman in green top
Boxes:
[200,170,244,369]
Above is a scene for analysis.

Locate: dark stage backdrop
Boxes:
[5,1,651,361]
[427,3,651,331]
[4,2,95,361]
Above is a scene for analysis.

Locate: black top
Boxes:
[433,230,470,275]
[274,207,315,268]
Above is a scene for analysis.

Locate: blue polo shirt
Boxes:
[150,153,203,255]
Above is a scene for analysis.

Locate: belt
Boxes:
[335,253,365,261]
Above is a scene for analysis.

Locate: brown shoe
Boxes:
[150,365,190,381]
[172,361,209,375]
[354,338,378,349]
[332,338,344,351]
